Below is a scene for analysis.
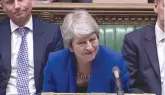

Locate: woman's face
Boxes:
[69,33,99,63]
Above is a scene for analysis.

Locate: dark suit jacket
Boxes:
[43,45,130,93]
[122,24,161,95]
[0,17,64,94]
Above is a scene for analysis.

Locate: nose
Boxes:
[14,0,20,9]
[85,41,94,51]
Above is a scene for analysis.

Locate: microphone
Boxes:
[112,66,124,95]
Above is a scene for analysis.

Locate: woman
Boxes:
[43,10,129,93]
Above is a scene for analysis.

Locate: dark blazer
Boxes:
[43,45,130,93]
[0,17,64,94]
[122,24,161,95]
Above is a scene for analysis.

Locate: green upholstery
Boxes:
[99,25,141,52]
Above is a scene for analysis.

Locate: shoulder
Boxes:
[0,19,10,39]
[99,45,123,65]
[33,17,60,29]
[99,45,122,60]
[33,17,62,39]
[46,48,71,69]
[0,18,10,26]
[99,45,125,70]
[125,24,155,39]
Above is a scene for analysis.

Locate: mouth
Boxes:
[85,51,95,54]
[14,11,24,16]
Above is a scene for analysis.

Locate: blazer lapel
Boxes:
[1,19,11,73]
[143,24,160,80]
[87,48,110,92]
[68,53,76,92]
[33,18,46,88]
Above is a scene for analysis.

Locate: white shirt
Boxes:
[155,22,165,93]
[6,16,36,95]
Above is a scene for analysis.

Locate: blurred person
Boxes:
[43,10,130,93]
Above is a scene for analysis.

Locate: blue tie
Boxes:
[16,27,30,95]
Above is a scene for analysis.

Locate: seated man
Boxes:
[0,0,64,94]
[122,0,164,95]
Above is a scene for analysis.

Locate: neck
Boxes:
[157,20,164,32]
[76,60,92,75]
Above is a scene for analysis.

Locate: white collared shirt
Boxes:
[6,16,36,95]
[155,22,165,89]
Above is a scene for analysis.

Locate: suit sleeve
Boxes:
[53,25,64,51]
[120,56,130,93]
[0,46,6,94]
[0,49,2,92]
[122,34,144,93]
[43,53,57,92]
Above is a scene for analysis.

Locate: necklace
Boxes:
[77,72,90,80]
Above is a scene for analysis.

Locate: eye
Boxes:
[78,41,86,45]
[5,0,14,4]
[18,0,23,2]
[89,37,96,43]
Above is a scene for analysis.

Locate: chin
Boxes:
[86,56,95,62]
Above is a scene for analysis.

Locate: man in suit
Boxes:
[0,0,64,94]
[122,0,164,95]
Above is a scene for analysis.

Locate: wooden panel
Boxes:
[93,0,148,3]
[0,3,156,26]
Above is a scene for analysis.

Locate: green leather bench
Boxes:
[99,25,142,52]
